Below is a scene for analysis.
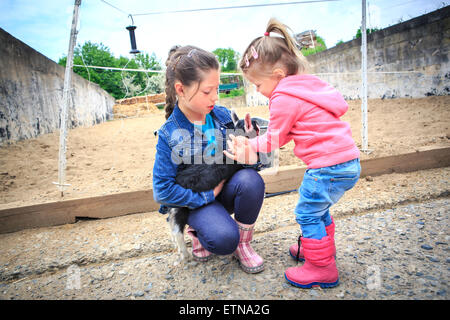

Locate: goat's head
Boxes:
[231,110,260,139]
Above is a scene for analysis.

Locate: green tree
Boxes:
[58,41,163,99]
[301,35,327,57]
[59,42,121,98]
[129,52,163,95]
[354,27,380,39]
[213,48,239,72]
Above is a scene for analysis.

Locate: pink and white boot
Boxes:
[285,235,339,288]
[289,217,336,261]
[233,221,265,273]
[186,226,212,262]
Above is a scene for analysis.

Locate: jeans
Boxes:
[295,158,361,240]
[187,168,265,255]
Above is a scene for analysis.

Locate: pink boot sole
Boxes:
[285,266,339,288]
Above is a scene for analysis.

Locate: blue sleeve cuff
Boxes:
[202,189,215,205]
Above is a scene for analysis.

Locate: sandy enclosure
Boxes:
[0,96,449,210]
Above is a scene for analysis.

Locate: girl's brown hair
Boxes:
[164,45,220,119]
[239,18,309,77]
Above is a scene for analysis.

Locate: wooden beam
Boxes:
[259,165,306,194]
[360,147,450,177]
[0,147,449,234]
[0,190,158,234]
[260,146,450,193]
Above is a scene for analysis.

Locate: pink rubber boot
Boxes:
[233,221,264,273]
[186,226,212,262]
[285,235,339,288]
[289,217,336,261]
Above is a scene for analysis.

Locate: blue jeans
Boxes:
[187,169,265,255]
[295,158,361,240]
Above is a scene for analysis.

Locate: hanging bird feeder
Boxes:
[126,15,140,54]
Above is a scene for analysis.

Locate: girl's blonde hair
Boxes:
[239,18,309,76]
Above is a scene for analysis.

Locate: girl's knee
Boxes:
[203,226,239,255]
[234,169,265,194]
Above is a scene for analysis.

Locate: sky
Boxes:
[0,0,448,66]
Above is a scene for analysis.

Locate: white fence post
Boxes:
[361,0,369,153]
[55,0,81,196]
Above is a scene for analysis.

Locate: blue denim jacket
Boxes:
[153,104,258,214]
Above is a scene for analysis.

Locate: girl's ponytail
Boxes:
[164,79,176,120]
[164,45,180,120]
[265,18,307,67]
[240,18,309,76]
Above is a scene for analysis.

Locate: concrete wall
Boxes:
[0,28,115,145]
[244,78,269,107]
[307,6,450,99]
[218,95,247,109]
[243,7,449,104]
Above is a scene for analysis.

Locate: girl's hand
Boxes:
[213,179,226,197]
[223,134,258,165]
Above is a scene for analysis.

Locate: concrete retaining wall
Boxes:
[307,6,450,99]
[244,78,269,107]
[0,28,115,145]
[218,95,247,109]
[244,7,449,104]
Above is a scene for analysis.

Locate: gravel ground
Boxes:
[0,167,449,301]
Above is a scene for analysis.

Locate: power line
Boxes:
[100,0,341,17]
[380,0,430,10]
[73,64,426,75]
[73,64,164,73]
[134,0,340,16]
[100,0,129,15]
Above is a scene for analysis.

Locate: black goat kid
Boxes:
[168,111,260,264]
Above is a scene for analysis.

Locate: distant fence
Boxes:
[116,93,165,105]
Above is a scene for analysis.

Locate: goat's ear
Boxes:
[255,123,261,135]
[231,109,239,126]
[244,113,252,132]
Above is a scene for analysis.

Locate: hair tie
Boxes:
[264,32,269,36]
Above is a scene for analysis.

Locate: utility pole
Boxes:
[55,0,81,197]
[361,0,369,152]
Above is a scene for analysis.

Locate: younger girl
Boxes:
[153,45,265,273]
[224,19,361,288]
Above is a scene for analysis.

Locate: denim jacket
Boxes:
[153,104,260,214]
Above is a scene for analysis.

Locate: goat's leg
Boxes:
[168,210,190,265]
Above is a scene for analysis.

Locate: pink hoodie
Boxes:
[249,74,360,169]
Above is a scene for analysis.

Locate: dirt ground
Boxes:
[0,96,449,210]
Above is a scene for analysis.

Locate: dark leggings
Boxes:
[187,168,265,255]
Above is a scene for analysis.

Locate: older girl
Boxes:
[153,45,265,273]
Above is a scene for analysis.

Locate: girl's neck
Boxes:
[178,102,206,125]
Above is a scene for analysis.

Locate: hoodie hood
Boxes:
[272,74,348,118]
